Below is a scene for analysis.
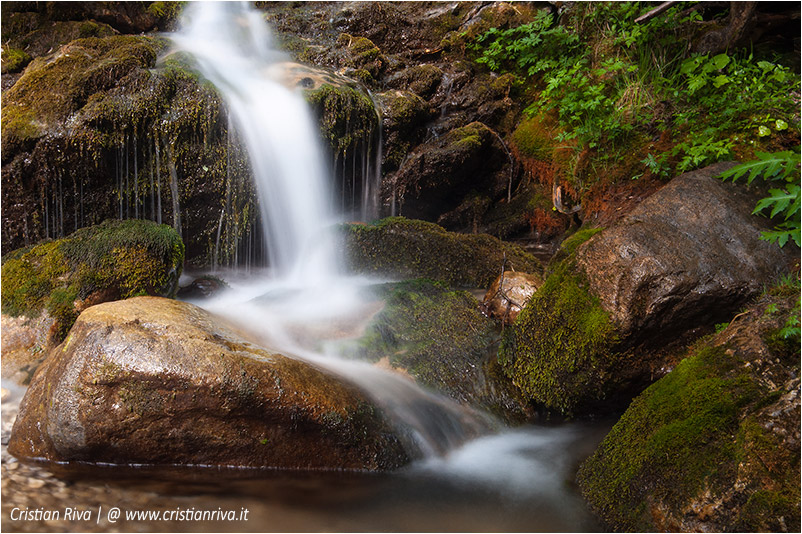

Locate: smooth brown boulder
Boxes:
[8,297,409,470]
[576,162,798,347]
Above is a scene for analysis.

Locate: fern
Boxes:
[719,149,801,247]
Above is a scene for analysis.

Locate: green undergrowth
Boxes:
[470,3,800,203]
[342,216,541,288]
[499,226,617,415]
[1,219,184,339]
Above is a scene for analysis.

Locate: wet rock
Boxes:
[500,163,799,415]
[0,314,53,385]
[385,64,443,99]
[481,270,543,325]
[375,89,434,172]
[342,279,530,422]
[1,219,184,341]
[8,297,409,470]
[389,121,510,223]
[576,162,798,345]
[342,216,541,288]
[177,276,229,300]
[578,292,801,532]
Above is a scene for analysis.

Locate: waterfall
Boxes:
[173,1,491,459]
[172,1,339,284]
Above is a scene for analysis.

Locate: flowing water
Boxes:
[3,2,609,531]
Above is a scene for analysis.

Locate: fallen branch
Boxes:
[635,1,678,23]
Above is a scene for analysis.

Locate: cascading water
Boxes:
[173,1,338,284]
[172,1,490,459]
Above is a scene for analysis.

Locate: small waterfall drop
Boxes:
[172,2,338,284]
[173,1,492,460]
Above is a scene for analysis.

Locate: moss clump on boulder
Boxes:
[342,216,541,288]
[346,279,528,421]
[1,46,31,74]
[577,291,800,532]
[2,219,184,339]
[499,228,620,415]
[306,82,378,155]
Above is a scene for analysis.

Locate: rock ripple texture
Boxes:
[8,297,408,470]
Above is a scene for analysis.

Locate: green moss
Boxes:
[1,45,31,74]
[306,83,377,155]
[343,216,541,288]
[1,220,184,340]
[511,116,556,160]
[499,249,618,415]
[577,341,793,531]
[548,226,603,269]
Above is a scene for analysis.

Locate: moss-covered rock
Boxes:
[0,32,254,268]
[375,89,434,171]
[342,279,529,421]
[389,121,510,223]
[306,82,378,156]
[342,216,541,288]
[499,227,624,416]
[1,219,184,340]
[577,291,800,532]
[1,45,31,74]
[335,33,387,85]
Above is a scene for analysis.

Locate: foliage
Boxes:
[719,149,801,247]
[470,3,800,198]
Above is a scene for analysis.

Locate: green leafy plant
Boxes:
[719,150,801,247]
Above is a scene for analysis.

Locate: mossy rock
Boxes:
[1,45,31,74]
[577,292,801,531]
[1,219,184,340]
[341,279,528,421]
[342,216,541,288]
[305,82,378,155]
[499,227,623,416]
[375,89,433,171]
[335,33,387,83]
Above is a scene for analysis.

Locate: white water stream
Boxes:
[169,5,601,519]
[171,1,493,458]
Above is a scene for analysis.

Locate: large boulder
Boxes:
[500,163,798,415]
[341,279,530,422]
[342,216,542,288]
[576,162,797,346]
[577,290,800,532]
[1,219,184,341]
[8,297,409,470]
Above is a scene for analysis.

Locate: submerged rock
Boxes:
[342,216,541,288]
[500,163,798,415]
[577,291,800,532]
[1,219,184,341]
[0,313,53,385]
[8,297,409,470]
